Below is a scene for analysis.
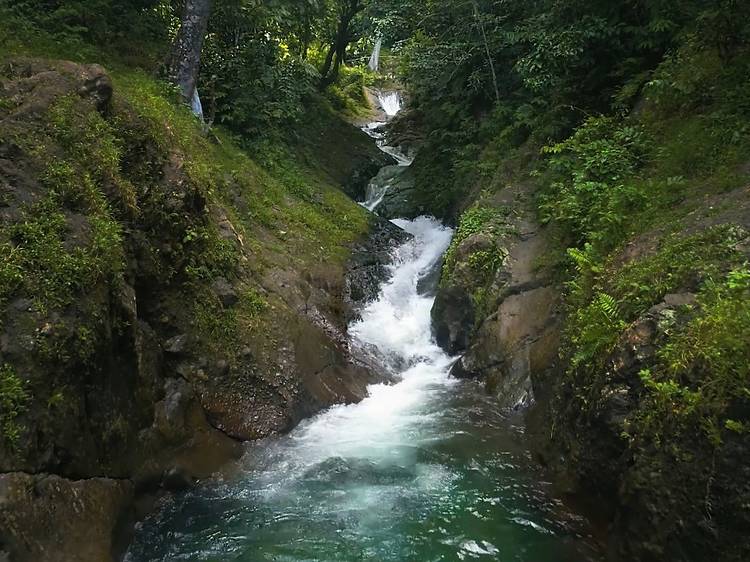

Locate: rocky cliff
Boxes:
[0,58,397,561]
[427,97,750,562]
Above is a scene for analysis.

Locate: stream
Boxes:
[125,95,601,562]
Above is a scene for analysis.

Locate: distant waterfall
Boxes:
[368,37,382,72]
[191,87,204,121]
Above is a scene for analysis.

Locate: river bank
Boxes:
[124,94,603,562]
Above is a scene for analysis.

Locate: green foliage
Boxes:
[325,67,373,116]
[47,95,137,213]
[635,266,750,445]
[2,198,123,314]
[564,225,745,372]
[612,226,746,318]
[0,0,171,64]
[442,205,509,279]
[183,226,239,283]
[201,16,320,137]
[467,248,506,280]
[568,292,625,371]
[540,116,651,248]
[0,364,28,448]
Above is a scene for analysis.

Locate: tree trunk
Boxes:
[319,0,361,89]
[472,1,500,103]
[168,0,213,103]
[320,41,337,82]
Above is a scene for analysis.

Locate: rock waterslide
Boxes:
[126,97,601,562]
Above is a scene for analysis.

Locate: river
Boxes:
[125,96,601,562]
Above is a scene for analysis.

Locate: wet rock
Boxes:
[0,472,134,562]
[162,466,195,492]
[371,165,423,219]
[431,285,474,354]
[154,378,194,440]
[345,215,411,317]
[344,150,396,201]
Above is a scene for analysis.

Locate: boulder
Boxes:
[0,473,134,562]
[368,165,424,219]
[431,285,474,355]
[345,215,411,317]
[211,277,238,308]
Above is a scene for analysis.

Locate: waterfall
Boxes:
[126,83,601,562]
[190,87,204,120]
[368,36,382,72]
[377,91,402,117]
[125,214,599,562]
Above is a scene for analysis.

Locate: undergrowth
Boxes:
[0,364,28,449]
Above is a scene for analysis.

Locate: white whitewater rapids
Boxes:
[254,217,455,483]
[124,76,599,562]
[378,90,402,117]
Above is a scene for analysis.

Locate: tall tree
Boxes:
[168,0,213,102]
[319,0,364,89]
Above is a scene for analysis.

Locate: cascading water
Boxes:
[362,122,413,167]
[378,91,402,117]
[126,88,601,562]
[359,97,411,211]
[126,216,601,562]
[368,37,383,72]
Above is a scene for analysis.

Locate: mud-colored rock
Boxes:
[0,473,134,562]
[431,286,475,355]
[211,277,238,308]
[164,333,189,355]
[452,285,561,408]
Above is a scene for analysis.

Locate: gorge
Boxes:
[125,103,600,562]
[1,2,749,561]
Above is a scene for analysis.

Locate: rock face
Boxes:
[432,183,562,409]
[452,284,560,408]
[435,168,750,560]
[368,165,425,219]
[0,473,134,562]
[431,286,474,355]
[0,59,391,560]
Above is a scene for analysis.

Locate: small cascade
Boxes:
[362,122,412,167]
[359,92,410,213]
[368,37,382,72]
[377,90,402,117]
[362,174,393,211]
[125,74,601,562]
[125,216,601,562]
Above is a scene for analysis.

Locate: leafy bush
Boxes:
[442,205,509,278]
[540,116,651,249]
[636,266,750,445]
